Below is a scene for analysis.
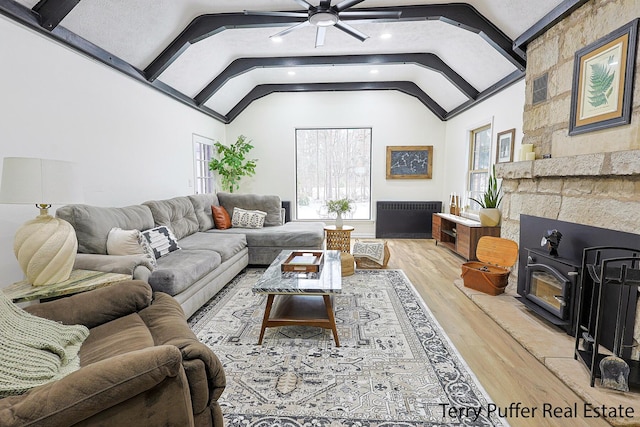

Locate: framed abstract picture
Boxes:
[569,19,638,135]
[496,129,515,163]
[386,146,433,179]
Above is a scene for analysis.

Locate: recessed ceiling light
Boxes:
[370,69,379,74]
[288,71,296,76]
[380,33,392,39]
[271,36,283,43]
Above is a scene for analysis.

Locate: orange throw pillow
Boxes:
[211,205,231,230]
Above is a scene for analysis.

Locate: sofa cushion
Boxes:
[149,250,222,296]
[208,221,325,248]
[188,193,219,231]
[106,228,157,268]
[179,232,246,263]
[217,192,282,227]
[143,197,199,240]
[211,205,231,230]
[141,226,181,259]
[231,207,266,229]
[56,204,155,255]
[80,313,154,366]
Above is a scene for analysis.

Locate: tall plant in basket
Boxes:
[208,135,257,193]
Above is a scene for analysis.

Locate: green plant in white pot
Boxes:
[470,165,503,227]
[208,135,257,193]
[326,198,352,229]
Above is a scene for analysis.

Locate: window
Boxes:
[193,134,215,194]
[296,128,371,220]
[468,124,492,209]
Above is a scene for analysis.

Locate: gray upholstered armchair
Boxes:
[0,281,225,426]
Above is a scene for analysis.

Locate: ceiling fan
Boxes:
[245,0,402,47]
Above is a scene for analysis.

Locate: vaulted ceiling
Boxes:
[1,0,588,123]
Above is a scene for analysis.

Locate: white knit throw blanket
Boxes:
[0,292,89,397]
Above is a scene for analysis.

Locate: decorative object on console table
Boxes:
[496,129,515,163]
[386,146,433,179]
[569,19,638,135]
[470,165,502,227]
[0,157,83,286]
[2,269,131,303]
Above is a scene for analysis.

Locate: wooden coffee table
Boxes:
[253,250,342,346]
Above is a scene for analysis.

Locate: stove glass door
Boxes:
[526,265,570,319]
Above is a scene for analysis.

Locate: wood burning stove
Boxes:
[517,248,579,333]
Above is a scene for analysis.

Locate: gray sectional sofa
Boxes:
[56,192,325,317]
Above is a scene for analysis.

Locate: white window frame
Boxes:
[193,134,215,194]
[467,123,493,211]
[295,127,372,221]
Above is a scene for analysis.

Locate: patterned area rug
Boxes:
[189,269,507,426]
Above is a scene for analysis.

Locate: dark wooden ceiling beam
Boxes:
[145,4,524,82]
[445,70,524,119]
[513,0,590,58]
[32,0,81,31]
[0,0,227,123]
[195,53,479,106]
[226,81,446,122]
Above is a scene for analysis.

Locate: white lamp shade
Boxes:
[0,157,83,286]
[0,157,83,205]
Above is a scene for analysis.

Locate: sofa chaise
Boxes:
[56,192,325,317]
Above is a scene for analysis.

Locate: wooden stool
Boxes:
[341,253,354,276]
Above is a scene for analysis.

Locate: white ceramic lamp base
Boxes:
[14,214,77,286]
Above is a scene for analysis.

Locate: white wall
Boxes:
[442,80,526,209]
[0,11,526,285]
[225,90,447,236]
[0,15,225,284]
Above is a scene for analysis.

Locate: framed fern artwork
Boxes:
[569,19,638,135]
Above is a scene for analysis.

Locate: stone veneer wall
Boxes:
[497,0,640,253]
[523,0,640,158]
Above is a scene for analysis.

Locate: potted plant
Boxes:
[470,165,503,227]
[208,135,257,193]
[326,198,352,229]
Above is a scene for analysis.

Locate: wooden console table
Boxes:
[432,213,500,261]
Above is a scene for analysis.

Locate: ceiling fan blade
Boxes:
[292,0,314,9]
[271,20,311,38]
[335,21,369,42]
[334,0,365,12]
[315,26,327,47]
[244,10,308,18]
[338,10,402,19]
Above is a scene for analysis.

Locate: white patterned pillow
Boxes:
[231,208,267,229]
[106,227,157,268]
[141,226,181,259]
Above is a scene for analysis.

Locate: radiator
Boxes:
[375,201,442,239]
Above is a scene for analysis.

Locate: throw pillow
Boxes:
[211,205,231,230]
[141,226,181,259]
[106,227,157,268]
[231,207,267,229]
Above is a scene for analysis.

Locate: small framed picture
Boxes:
[569,19,638,135]
[386,146,433,179]
[496,129,515,163]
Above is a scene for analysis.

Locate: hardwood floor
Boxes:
[385,239,611,427]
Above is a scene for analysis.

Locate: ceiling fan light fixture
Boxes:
[310,11,338,27]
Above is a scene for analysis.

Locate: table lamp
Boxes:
[0,157,83,286]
